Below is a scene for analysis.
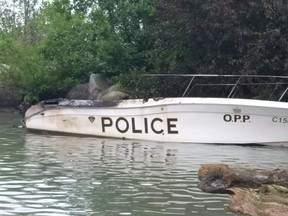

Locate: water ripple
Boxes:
[1,112,288,215]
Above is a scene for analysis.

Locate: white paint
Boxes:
[25,97,288,145]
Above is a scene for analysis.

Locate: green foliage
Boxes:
[0,0,287,102]
[29,0,155,101]
[0,34,50,102]
[154,0,288,76]
[0,0,157,102]
[117,70,193,98]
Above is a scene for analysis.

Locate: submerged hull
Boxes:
[25,98,288,144]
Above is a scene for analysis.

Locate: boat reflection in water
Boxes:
[20,132,288,215]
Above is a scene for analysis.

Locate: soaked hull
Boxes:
[25,98,288,145]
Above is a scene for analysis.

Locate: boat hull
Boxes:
[25,98,288,144]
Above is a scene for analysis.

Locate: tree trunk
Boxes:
[198,164,288,216]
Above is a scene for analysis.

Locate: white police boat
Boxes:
[24,74,288,145]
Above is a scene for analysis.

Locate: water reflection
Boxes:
[0,131,232,216]
[1,112,288,215]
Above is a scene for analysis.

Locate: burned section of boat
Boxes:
[24,75,288,145]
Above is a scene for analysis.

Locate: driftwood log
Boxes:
[198,164,288,216]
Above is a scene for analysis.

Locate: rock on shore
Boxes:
[66,73,129,100]
[198,164,288,216]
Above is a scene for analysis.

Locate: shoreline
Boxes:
[0,106,20,114]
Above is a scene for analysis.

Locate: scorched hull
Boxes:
[24,98,288,145]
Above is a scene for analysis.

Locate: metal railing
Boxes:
[142,74,288,101]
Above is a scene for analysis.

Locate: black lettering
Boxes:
[151,118,164,134]
[102,117,113,132]
[144,118,148,133]
[243,115,250,122]
[167,118,178,134]
[272,117,278,122]
[116,117,129,133]
[223,114,232,122]
[132,118,142,133]
[234,115,242,122]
